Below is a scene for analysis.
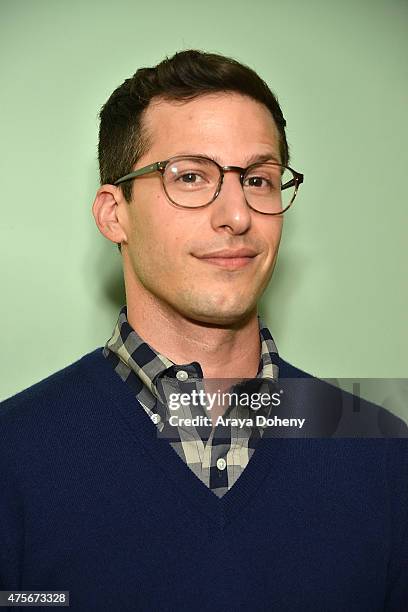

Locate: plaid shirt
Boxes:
[103,306,280,498]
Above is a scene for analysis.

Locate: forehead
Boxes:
[141,92,280,162]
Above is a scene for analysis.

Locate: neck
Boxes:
[124,289,261,381]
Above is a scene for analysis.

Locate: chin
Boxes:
[184,298,256,327]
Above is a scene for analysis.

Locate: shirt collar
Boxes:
[104,305,279,402]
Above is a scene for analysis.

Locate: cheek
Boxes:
[129,211,185,279]
[258,222,283,263]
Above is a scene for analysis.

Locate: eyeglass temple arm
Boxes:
[114,162,162,185]
[282,172,304,191]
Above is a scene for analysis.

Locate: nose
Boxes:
[209,171,252,235]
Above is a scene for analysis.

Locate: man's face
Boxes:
[121,92,283,325]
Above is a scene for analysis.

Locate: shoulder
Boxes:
[277,356,408,438]
[0,348,121,478]
[278,356,314,379]
[0,348,106,423]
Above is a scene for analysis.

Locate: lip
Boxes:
[193,248,258,270]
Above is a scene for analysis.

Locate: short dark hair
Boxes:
[98,49,290,202]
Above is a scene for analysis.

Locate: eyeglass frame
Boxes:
[114,154,304,215]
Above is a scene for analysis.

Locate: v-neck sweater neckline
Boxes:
[81,347,308,528]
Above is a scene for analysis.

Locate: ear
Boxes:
[92,184,129,245]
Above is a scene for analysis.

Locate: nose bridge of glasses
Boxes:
[221,165,246,185]
[212,165,255,212]
[210,165,247,204]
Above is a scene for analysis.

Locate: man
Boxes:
[0,50,407,611]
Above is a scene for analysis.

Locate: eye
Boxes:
[178,172,204,184]
[243,176,272,189]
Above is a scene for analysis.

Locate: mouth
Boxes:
[193,249,258,270]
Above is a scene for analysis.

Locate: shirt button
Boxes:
[217,458,227,471]
[176,370,188,381]
[151,413,161,425]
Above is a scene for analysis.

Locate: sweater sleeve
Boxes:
[384,439,408,610]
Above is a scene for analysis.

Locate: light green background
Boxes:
[1,0,407,409]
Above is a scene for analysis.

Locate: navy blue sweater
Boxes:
[0,349,407,611]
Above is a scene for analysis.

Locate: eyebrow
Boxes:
[245,152,281,165]
[205,152,281,165]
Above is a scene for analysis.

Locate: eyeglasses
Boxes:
[114,155,304,215]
